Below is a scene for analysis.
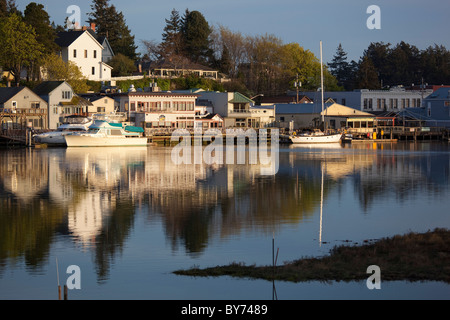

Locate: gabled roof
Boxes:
[228,92,254,104]
[320,103,375,117]
[55,30,103,49]
[0,86,47,105]
[33,81,67,96]
[0,87,26,103]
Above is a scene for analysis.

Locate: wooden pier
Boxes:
[349,126,449,142]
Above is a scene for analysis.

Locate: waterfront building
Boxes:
[55,26,113,81]
[275,102,375,132]
[302,87,433,112]
[406,87,450,128]
[196,91,276,128]
[34,81,92,129]
[111,87,199,131]
[80,94,117,115]
[0,86,48,130]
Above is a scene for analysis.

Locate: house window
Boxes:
[341,98,346,105]
[31,102,40,109]
[62,91,72,100]
[94,50,97,59]
[73,49,77,58]
[92,67,95,75]
[84,50,88,58]
[280,117,285,122]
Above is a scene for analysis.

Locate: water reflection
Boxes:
[0,143,449,283]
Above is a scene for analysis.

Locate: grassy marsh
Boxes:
[174,229,450,283]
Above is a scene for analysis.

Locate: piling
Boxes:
[64,285,68,300]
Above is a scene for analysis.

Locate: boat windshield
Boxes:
[88,128,100,134]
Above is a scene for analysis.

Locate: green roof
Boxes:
[228,92,254,104]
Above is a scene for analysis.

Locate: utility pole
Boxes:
[294,74,301,103]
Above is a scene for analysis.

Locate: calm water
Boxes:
[0,141,449,300]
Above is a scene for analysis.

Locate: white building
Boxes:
[55,29,113,82]
[303,87,433,113]
[196,91,276,128]
[111,87,199,130]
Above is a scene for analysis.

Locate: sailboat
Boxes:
[290,41,342,144]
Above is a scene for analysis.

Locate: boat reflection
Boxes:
[0,143,449,281]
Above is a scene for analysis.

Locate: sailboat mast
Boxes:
[320,41,324,125]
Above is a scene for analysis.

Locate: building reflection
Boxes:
[0,143,449,281]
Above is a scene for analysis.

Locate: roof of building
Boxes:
[320,103,375,117]
[33,81,67,96]
[275,103,330,114]
[260,95,312,104]
[145,59,218,72]
[228,92,254,104]
[425,87,450,100]
[0,86,26,103]
[55,29,102,49]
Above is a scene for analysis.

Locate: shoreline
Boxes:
[173,228,450,284]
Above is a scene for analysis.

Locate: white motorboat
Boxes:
[64,120,148,147]
[290,131,342,144]
[34,116,93,145]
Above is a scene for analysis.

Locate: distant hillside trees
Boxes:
[329,42,450,90]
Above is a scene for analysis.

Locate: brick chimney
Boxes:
[90,23,96,33]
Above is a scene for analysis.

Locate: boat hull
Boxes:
[65,135,148,147]
[34,134,67,145]
[290,133,342,144]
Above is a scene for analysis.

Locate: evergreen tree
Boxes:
[24,3,57,55]
[87,0,137,60]
[181,10,213,64]
[355,56,380,89]
[328,43,352,90]
[160,8,183,57]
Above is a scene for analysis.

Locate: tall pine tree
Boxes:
[181,10,213,64]
[87,0,137,60]
[160,8,183,57]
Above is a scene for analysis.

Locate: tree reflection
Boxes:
[0,143,449,282]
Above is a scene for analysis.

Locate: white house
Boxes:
[196,91,276,128]
[55,29,113,82]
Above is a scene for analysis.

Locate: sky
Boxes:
[15,0,450,64]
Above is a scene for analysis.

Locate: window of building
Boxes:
[84,50,88,58]
[94,50,97,59]
[92,67,95,75]
[73,49,77,58]
[62,91,72,100]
